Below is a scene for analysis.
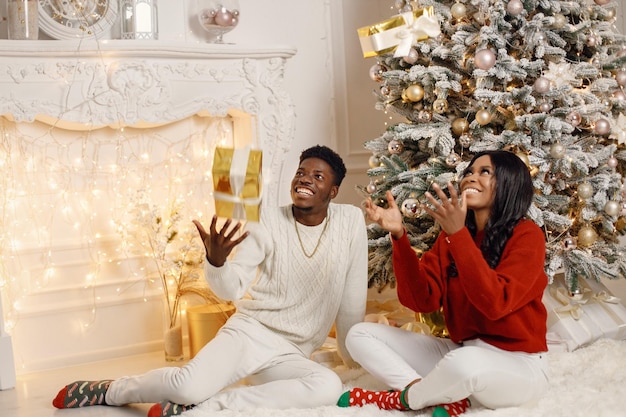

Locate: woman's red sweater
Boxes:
[392,219,548,353]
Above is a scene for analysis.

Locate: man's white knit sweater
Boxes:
[204,203,368,366]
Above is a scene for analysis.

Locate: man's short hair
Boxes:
[299,145,347,187]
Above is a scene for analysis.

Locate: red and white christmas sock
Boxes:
[432,398,471,417]
[52,380,113,409]
[337,387,409,410]
[148,401,195,417]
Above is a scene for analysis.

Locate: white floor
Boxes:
[0,351,176,417]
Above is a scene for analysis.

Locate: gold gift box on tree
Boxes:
[357,6,440,58]
[212,146,263,222]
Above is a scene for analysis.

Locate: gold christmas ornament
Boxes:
[475,108,492,125]
[577,225,598,247]
[433,98,449,113]
[451,118,469,136]
[404,84,425,102]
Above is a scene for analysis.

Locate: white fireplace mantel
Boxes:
[0,40,296,379]
[0,40,296,200]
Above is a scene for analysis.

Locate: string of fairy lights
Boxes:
[0,114,235,334]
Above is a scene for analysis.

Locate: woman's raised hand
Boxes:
[422,182,466,236]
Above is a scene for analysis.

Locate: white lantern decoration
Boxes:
[121,0,159,40]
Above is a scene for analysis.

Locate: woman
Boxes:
[338,150,549,417]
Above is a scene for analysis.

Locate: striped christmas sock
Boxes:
[148,401,195,417]
[52,380,113,408]
[432,398,471,417]
[337,387,409,410]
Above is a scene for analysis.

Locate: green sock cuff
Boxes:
[337,391,350,407]
[432,406,450,417]
[400,388,410,409]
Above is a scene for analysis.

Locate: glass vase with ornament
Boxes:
[196,0,240,43]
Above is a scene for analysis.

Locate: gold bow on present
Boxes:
[357,7,440,58]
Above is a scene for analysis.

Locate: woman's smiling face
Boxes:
[460,154,496,214]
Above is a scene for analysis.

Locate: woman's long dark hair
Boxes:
[452,150,534,274]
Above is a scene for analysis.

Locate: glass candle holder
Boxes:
[120,0,159,40]
[7,0,39,40]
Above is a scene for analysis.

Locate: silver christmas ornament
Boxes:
[553,14,566,29]
[403,48,419,64]
[562,235,576,250]
[475,49,496,70]
[550,143,566,159]
[605,200,621,217]
[577,183,594,199]
[538,102,552,113]
[506,0,524,16]
[446,152,462,167]
[593,118,611,136]
[451,3,467,19]
[401,198,421,218]
[566,111,582,127]
[388,139,404,154]
[533,76,551,93]
[369,64,387,82]
[459,135,473,148]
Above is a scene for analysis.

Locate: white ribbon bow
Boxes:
[393,11,441,57]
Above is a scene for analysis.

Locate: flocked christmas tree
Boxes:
[358,0,626,293]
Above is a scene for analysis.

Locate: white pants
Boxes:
[346,322,549,410]
[106,313,343,411]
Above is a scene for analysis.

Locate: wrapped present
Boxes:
[186,303,236,358]
[357,6,440,58]
[212,146,262,221]
[543,274,626,352]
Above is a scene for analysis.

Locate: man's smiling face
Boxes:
[290,157,338,211]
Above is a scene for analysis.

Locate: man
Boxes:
[52,145,368,416]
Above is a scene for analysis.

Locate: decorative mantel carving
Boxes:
[0,40,296,203]
[0,39,297,377]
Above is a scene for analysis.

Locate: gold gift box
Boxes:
[186,303,236,358]
[212,147,262,221]
[357,7,437,58]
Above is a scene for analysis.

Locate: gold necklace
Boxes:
[294,214,329,258]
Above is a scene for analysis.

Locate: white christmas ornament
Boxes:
[543,62,577,88]
[610,113,626,145]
